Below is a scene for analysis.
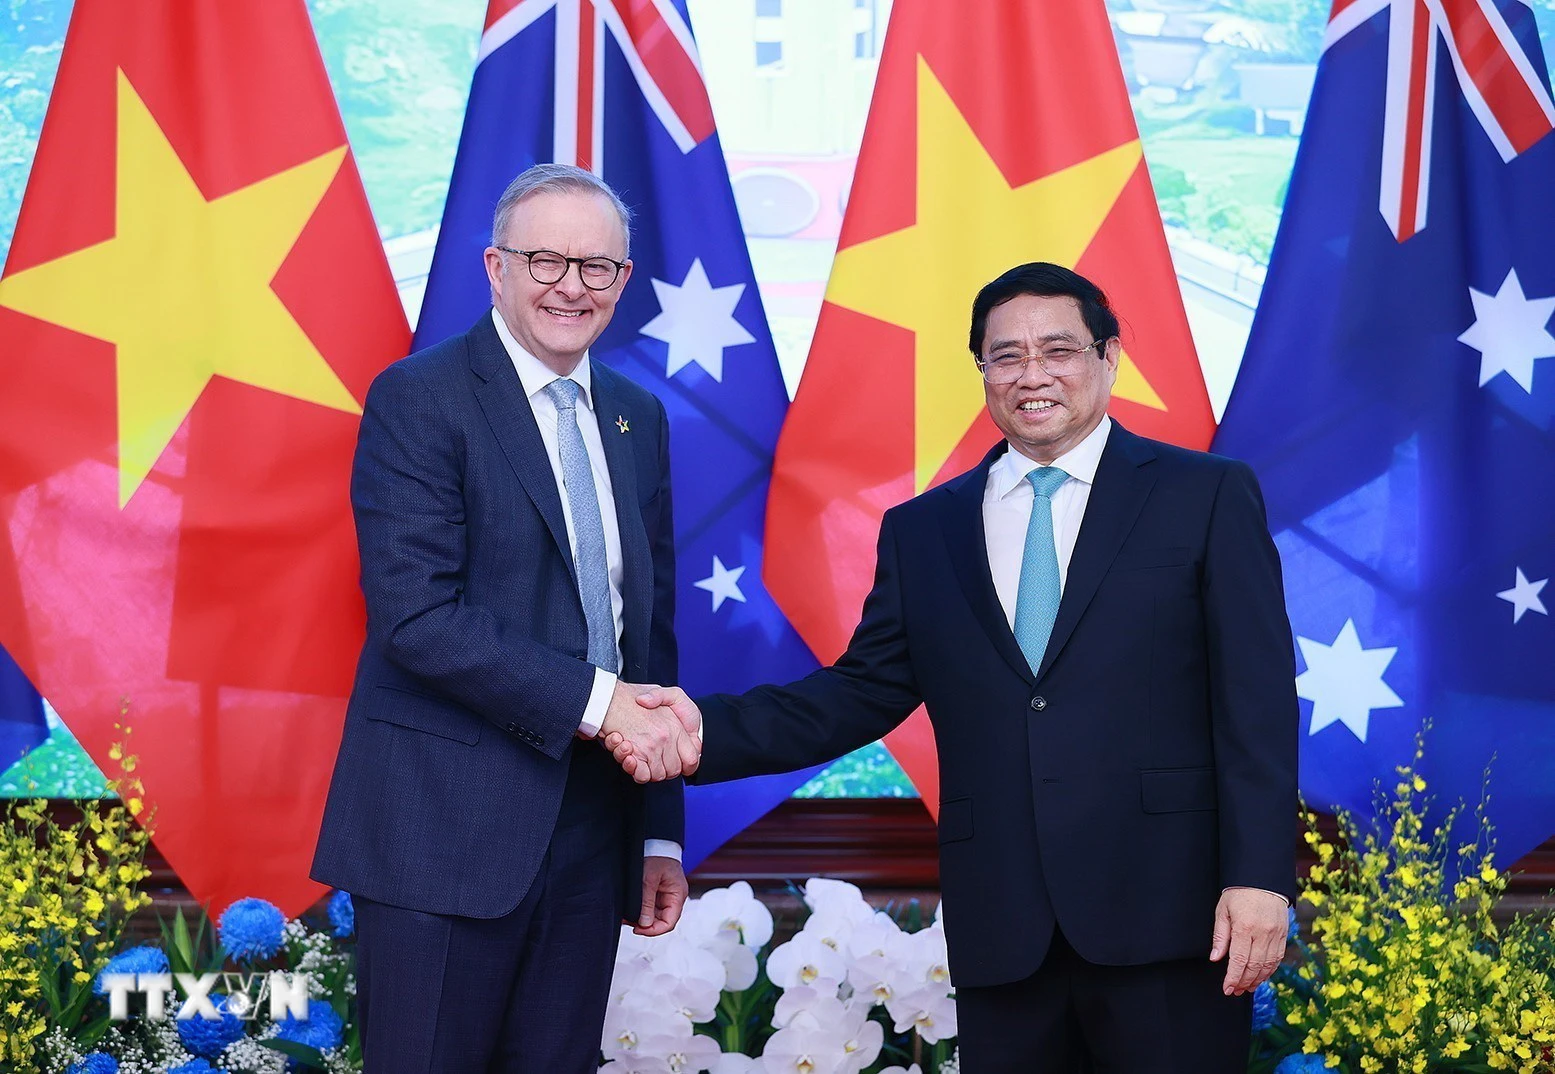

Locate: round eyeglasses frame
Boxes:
[495,246,627,291]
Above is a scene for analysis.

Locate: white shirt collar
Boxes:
[989,415,1113,500]
[491,307,595,411]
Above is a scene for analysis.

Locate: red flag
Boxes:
[764,0,1214,813]
[0,1,407,915]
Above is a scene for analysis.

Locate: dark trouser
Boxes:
[955,929,1252,1074]
[353,767,630,1074]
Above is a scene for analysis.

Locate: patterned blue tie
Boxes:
[1013,466,1070,674]
[545,378,617,674]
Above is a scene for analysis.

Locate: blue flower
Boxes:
[176,994,248,1058]
[218,897,286,962]
[169,1061,224,1074]
[66,1054,119,1074]
[93,944,170,995]
[1252,980,1279,1031]
[1288,904,1299,941]
[276,999,344,1055]
[326,889,354,939]
[1274,1054,1332,1073]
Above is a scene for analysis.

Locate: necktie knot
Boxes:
[545,378,581,411]
[1027,466,1069,499]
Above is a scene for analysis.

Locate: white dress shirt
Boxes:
[983,416,1112,625]
[492,311,680,862]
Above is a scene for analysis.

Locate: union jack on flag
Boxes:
[415,0,826,863]
[1216,0,1555,866]
[1327,0,1555,239]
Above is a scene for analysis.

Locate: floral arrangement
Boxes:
[0,729,153,1069]
[28,890,359,1074]
[602,877,957,1074]
[14,730,1555,1074]
[1251,759,1555,1074]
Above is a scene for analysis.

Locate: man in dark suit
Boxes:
[312,164,700,1073]
[620,263,1298,1073]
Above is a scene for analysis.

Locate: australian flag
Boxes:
[0,643,46,776]
[413,0,823,863]
[1215,0,1555,865]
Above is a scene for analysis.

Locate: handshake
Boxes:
[597,681,704,783]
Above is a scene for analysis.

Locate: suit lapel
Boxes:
[590,363,652,662]
[467,314,576,583]
[942,443,1038,686]
[1036,423,1158,681]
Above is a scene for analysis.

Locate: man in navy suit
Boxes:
[312,164,700,1072]
[622,264,1299,1073]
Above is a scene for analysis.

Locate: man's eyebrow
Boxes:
[985,331,1080,351]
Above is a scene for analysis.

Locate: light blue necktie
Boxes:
[1013,466,1070,674]
[545,378,617,674]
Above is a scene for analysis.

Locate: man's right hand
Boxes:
[604,687,703,783]
[599,680,700,784]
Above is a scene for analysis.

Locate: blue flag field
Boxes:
[1215,0,1555,864]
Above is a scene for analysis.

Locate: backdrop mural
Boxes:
[4,0,1552,799]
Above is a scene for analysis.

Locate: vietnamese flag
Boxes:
[0,1,408,915]
[764,0,1215,813]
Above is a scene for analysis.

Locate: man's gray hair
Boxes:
[490,163,633,255]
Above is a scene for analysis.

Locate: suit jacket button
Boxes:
[506,722,517,733]
[1030,696,1047,711]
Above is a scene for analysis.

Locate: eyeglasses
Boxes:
[976,338,1110,384]
[495,246,627,291]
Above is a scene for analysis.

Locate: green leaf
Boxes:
[169,906,194,976]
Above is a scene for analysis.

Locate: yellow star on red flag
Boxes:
[0,70,361,507]
[826,57,1164,492]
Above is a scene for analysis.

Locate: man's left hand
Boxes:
[634,856,688,937]
[1209,887,1288,995]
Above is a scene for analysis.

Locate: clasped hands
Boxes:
[597,681,703,783]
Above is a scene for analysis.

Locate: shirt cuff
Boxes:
[644,840,682,861]
[577,667,616,738]
[1223,885,1290,905]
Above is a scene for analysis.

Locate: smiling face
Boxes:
[980,292,1118,465]
[483,188,632,376]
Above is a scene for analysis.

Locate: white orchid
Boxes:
[896,923,952,992]
[800,880,874,944]
[885,985,958,1043]
[600,1057,674,1074]
[690,881,776,949]
[766,931,848,992]
[800,878,869,915]
[843,912,909,1006]
[768,990,882,1073]
[760,1020,845,1074]
[771,985,829,1029]
[603,989,692,1060]
[878,1066,924,1074]
[635,1021,723,1073]
[709,933,760,992]
[604,877,957,1072]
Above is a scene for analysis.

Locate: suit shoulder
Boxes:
[374,333,468,388]
[1132,434,1254,482]
[882,471,970,530]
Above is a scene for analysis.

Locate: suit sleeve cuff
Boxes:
[644,840,682,862]
[578,668,616,738]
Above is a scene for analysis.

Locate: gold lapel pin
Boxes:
[616,416,630,434]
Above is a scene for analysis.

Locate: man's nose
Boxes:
[551,265,587,298]
[1016,355,1056,386]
